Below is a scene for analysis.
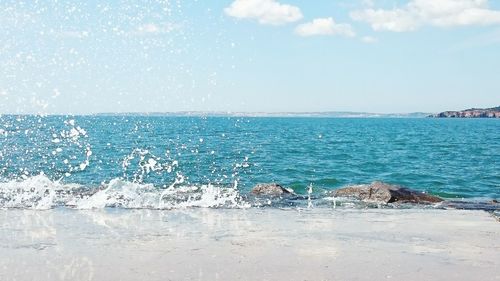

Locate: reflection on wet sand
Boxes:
[0,209,499,281]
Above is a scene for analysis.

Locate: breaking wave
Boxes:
[0,174,249,210]
[1,174,498,212]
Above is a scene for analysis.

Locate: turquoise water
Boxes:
[0,115,498,208]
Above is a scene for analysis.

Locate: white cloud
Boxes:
[351,0,500,32]
[135,23,179,34]
[351,8,419,32]
[224,0,303,25]
[361,36,378,43]
[59,30,90,39]
[138,23,162,33]
[295,17,356,37]
[361,0,375,8]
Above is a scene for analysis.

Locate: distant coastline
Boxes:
[428,106,500,118]
[3,109,500,118]
[70,111,433,118]
[0,112,433,118]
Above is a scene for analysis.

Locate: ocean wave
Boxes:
[1,175,498,212]
[0,174,249,210]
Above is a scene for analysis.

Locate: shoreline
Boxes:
[1,208,498,281]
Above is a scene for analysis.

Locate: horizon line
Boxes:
[0,110,435,117]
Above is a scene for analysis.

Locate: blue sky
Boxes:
[0,0,499,114]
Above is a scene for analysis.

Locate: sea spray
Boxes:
[0,174,77,209]
[57,119,93,176]
[1,116,499,204]
[0,175,250,210]
[307,184,313,209]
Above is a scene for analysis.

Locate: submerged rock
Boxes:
[332,181,443,204]
[251,183,293,196]
[444,200,499,212]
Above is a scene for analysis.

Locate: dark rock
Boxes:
[251,183,293,196]
[334,183,392,203]
[333,181,443,204]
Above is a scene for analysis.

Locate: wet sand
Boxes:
[0,208,499,281]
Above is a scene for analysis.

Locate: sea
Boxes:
[0,115,498,210]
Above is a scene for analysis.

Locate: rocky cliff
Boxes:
[429,106,500,118]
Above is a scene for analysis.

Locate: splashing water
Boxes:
[0,116,499,211]
[0,174,249,210]
[307,184,313,209]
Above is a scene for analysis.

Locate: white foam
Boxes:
[0,174,76,209]
[0,174,249,210]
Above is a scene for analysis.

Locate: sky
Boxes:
[0,0,499,114]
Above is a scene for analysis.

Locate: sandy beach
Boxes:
[0,208,498,281]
